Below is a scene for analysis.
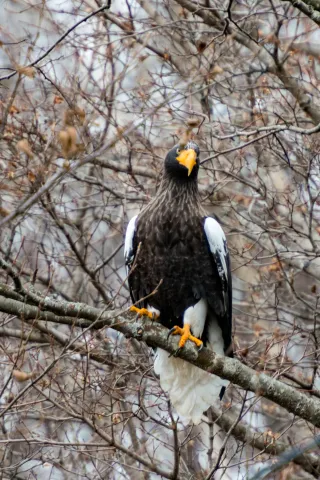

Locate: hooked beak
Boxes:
[176,149,197,176]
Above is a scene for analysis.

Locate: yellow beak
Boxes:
[176,149,197,176]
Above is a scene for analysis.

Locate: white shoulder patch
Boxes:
[204,217,228,280]
[124,215,138,266]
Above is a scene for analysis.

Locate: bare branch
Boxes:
[280,0,320,25]
[0,287,320,429]
[0,3,112,82]
[208,405,320,478]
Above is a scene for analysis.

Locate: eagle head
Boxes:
[164,141,200,180]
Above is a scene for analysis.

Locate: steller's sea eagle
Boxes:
[124,141,232,424]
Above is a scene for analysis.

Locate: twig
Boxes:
[0,3,112,82]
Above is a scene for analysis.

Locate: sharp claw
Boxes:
[130,306,157,320]
[167,324,203,354]
[167,327,176,341]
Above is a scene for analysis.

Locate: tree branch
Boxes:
[0,2,112,82]
[0,285,320,429]
[174,0,320,124]
[250,434,320,480]
[0,78,196,229]
[280,0,320,26]
[209,405,320,478]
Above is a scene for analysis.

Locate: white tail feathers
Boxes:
[154,348,227,425]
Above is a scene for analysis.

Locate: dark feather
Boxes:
[126,143,232,355]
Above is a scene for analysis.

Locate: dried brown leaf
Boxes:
[74,106,86,125]
[0,207,10,217]
[13,369,35,382]
[207,65,224,80]
[112,413,121,424]
[9,105,20,115]
[268,261,282,272]
[196,40,207,53]
[58,126,78,158]
[186,117,201,128]
[27,171,36,183]
[17,139,34,158]
[16,66,36,78]
[53,95,64,104]
[253,323,264,337]
[64,107,85,126]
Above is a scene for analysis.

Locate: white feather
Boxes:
[124,215,138,269]
[154,300,227,425]
[154,347,227,424]
[204,217,228,280]
[207,313,226,356]
[183,298,207,338]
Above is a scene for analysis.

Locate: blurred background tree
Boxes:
[1,0,320,478]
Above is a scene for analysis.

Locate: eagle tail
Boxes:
[154,348,227,425]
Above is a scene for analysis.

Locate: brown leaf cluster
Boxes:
[57,106,86,158]
[64,106,86,126]
[58,126,78,159]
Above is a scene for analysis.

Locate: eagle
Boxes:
[124,141,232,424]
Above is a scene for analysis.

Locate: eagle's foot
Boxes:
[130,306,158,320]
[167,323,203,355]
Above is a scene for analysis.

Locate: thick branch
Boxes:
[0,287,320,428]
[280,0,320,25]
[251,434,320,480]
[209,406,320,478]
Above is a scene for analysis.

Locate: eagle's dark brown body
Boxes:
[128,175,230,350]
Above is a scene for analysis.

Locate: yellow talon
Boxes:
[130,306,158,320]
[168,323,203,349]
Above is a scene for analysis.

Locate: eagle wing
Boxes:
[203,216,232,355]
[124,215,139,303]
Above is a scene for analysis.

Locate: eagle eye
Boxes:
[176,148,181,155]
